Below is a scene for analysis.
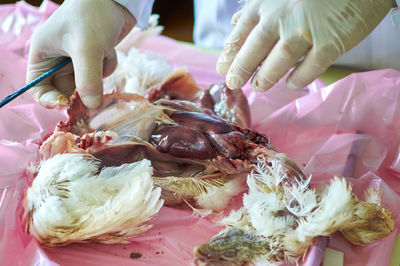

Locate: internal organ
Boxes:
[151,111,247,160]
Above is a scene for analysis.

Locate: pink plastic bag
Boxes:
[1,2,399,265]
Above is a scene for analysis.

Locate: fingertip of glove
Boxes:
[55,94,70,107]
[216,62,229,76]
[81,95,102,109]
[38,91,69,109]
[226,75,243,90]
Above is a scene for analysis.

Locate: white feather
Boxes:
[26,153,163,246]
[284,175,317,217]
[219,207,252,230]
[365,188,381,205]
[251,159,287,189]
[103,49,172,95]
[194,174,245,212]
[295,177,354,242]
[244,190,296,237]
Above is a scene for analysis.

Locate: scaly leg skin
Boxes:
[194,228,274,266]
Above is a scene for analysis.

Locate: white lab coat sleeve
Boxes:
[334,11,400,71]
[113,0,155,29]
[194,1,400,71]
[193,0,241,49]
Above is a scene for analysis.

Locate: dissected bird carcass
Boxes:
[20,49,268,246]
[37,68,294,211]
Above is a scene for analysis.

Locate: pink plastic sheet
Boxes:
[1,1,400,265]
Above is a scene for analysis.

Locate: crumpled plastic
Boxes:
[1,1,399,266]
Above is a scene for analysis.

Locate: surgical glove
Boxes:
[217,0,393,92]
[26,0,136,109]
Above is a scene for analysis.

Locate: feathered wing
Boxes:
[24,153,163,247]
[195,159,394,265]
[153,173,245,212]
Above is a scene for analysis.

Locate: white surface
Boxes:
[114,0,154,28]
[322,248,344,266]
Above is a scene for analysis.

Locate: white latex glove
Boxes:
[217,0,393,92]
[27,0,136,109]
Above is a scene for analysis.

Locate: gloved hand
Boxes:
[217,0,393,92]
[26,0,136,109]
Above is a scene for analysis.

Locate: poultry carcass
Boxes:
[25,65,304,247]
[37,68,302,210]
